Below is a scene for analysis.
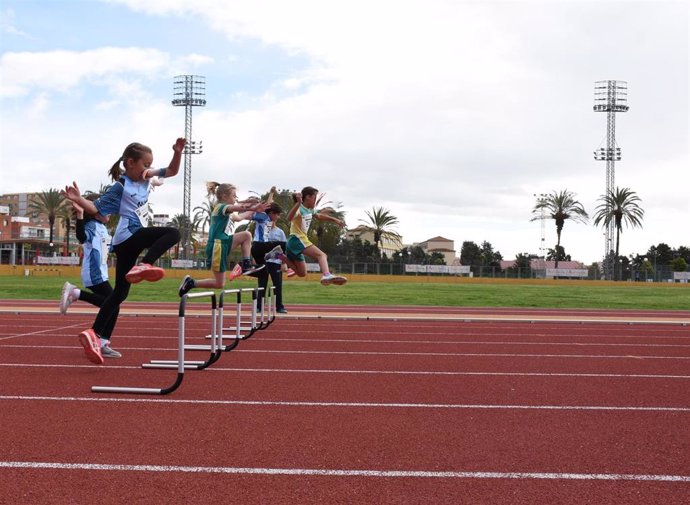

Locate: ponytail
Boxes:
[206,181,220,198]
[108,157,123,182]
[109,142,152,182]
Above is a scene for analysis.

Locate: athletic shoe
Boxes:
[264,245,287,263]
[286,268,296,277]
[178,275,195,297]
[60,281,76,315]
[242,264,265,276]
[78,329,104,365]
[277,307,288,314]
[320,273,348,286]
[227,263,243,281]
[125,263,165,284]
[331,275,348,286]
[101,342,122,359]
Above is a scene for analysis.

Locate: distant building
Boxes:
[346,225,403,258]
[152,214,170,227]
[0,192,54,229]
[415,236,457,265]
[0,205,51,264]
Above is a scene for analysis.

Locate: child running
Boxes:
[234,192,289,313]
[59,200,123,358]
[61,137,185,364]
[178,182,267,296]
[286,186,347,286]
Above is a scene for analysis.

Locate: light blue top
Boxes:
[95,170,166,247]
[81,219,111,287]
[252,212,286,243]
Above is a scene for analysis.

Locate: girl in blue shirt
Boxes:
[59,200,123,358]
[62,137,185,365]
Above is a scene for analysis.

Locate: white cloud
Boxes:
[0,7,30,38]
[0,47,171,97]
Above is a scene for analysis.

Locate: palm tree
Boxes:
[531,190,588,268]
[56,205,74,256]
[593,187,644,280]
[193,197,215,236]
[28,188,66,254]
[169,214,193,259]
[358,207,402,255]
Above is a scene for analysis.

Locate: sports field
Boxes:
[0,297,688,504]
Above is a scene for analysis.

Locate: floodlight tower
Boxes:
[172,75,206,260]
[534,193,548,265]
[593,80,628,280]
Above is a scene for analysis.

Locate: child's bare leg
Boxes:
[232,231,252,257]
[191,272,226,290]
[304,245,329,274]
[287,258,306,277]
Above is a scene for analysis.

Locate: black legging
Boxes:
[79,281,118,338]
[251,241,286,310]
[92,226,180,339]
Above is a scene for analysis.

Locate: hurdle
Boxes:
[216,287,261,348]
[91,291,216,395]
[256,285,276,329]
[143,290,221,370]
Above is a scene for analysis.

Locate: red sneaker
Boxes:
[227,263,243,281]
[125,263,165,283]
[78,329,104,365]
[286,268,296,277]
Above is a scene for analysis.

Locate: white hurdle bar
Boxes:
[215,287,261,348]
[144,290,221,369]
[256,285,276,329]
[91,291,216,395]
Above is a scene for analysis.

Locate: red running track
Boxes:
[0,303,689,504]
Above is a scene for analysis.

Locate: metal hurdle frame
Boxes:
[216,287,260,349]
[257,285,276,329]
[144,291,221,370]
[91,291,216,395]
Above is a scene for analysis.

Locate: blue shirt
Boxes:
[252,212,286,243]
[94,171,166,247]
[81,219,111,287]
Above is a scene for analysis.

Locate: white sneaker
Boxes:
[60,282,76,315]
[264,245,287,263]
[101,342,122,359]
[320,273,347,286]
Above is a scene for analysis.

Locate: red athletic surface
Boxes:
[0,301,688,504]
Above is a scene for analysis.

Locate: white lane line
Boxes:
[1,395,689,412]
[0,461,688,482]
[0,323,85,341]
[238,349,690,360]
[210,367,690,379]
[1,362,689,379]
[257,338,690,348]
[1,344,689,360]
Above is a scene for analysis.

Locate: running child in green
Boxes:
[178,182,267,296]
[286,186,347,286]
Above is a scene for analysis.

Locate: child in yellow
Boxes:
[286,186,347,286]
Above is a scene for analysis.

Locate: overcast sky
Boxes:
[1,0,688,264]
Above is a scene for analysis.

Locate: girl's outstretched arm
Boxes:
[158,137,186,178]
[286,192,302,222]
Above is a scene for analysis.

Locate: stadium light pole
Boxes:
[593,80,628,280]
[172,75,206,261]
[533,193,548,269]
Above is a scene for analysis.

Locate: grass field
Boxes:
[1,273,689,310]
